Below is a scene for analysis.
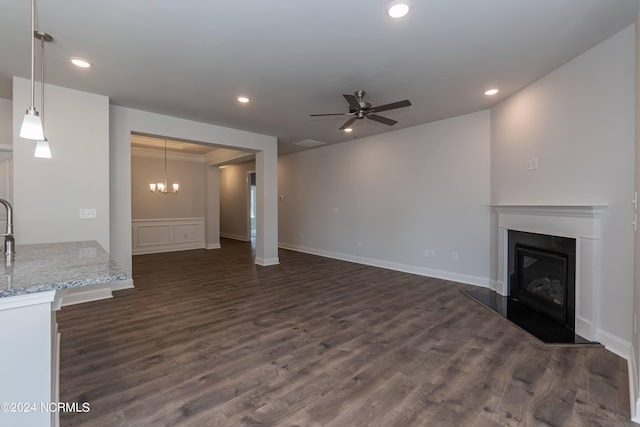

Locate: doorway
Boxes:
[248,171,256,242]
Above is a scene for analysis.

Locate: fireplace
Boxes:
[490,204,605,343]
[508,230,576,330]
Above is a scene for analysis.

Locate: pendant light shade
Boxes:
[34,139,51,158]
[20,109,44,140]
[20,0,44,140]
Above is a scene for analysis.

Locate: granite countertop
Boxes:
[0,241,128,298]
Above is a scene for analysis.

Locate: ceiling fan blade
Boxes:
[367,114,397,126]
[339,117,357,130]
[310,113,350,117]
[371,99,411,113]
[343,94,361,110]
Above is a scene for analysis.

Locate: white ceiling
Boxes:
[0,0,636,155]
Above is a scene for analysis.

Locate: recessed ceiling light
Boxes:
[70,58,91,68]
[344,128,353,133]
[388,1,410,18]
[484,88,499,96]
[237,96,250,103]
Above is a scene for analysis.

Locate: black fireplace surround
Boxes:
[508,230,576,331]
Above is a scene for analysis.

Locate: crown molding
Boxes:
[131,146,204,162]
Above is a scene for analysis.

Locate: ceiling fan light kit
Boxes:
[310,90,411,131]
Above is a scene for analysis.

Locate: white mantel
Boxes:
[492,204,607,341]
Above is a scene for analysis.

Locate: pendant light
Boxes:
[149,139,179,194]
[20,0,45,140]
[34,31,52,159]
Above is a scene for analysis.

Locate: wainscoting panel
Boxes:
[132,218,205,255]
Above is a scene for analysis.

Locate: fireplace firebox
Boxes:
[508,230,576,330]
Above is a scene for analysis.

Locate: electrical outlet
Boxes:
[452,251,459,261]
[79,208,96,219]
[423,249,435,258]
[357,241,363,248]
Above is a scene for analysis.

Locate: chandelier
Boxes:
[149,139,179,194]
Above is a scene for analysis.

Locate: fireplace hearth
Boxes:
[465,229,597,344]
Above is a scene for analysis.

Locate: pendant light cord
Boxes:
[40,36,45,131]
[30,0,36,109]
[164,139,168,190]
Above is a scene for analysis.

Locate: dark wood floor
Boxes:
[58,239,635,426]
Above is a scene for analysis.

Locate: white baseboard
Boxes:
[61,285,113,306]
[111,278,134,291]
[206,243,221,249]
[596,328,631,361]
[220,233,250,242]
[255,257,280,266]
[278,242,490,288]
[132,243,204,255]
[628,345,640,423]
[61,279,134,306]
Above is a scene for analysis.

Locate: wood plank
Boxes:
[57,239,637,426]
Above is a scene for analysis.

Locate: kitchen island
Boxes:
[0,241,129,427]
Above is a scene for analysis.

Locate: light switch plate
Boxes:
[79,208,96,219]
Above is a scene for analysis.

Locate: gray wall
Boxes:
[491,26,635,348]
[110,106,279,275]
[278,110,491,286]
[13,78,110,249]
[0,98,11,146]
[131,150,205,220]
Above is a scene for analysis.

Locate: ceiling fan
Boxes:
[310,90,411,130]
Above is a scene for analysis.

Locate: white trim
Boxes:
[61,285,113,307]
[255,257,280,266]
[111,278,134,291]
[596,328,631,360]
[220,232,251,242]
[0,290,56,310]
[629,345,640,423]
[131,146,204,162]
[61,279,133,306]
[206,243,221,249]
[132,218,205,255]
[0,144,12,152]
[279,243,490,287]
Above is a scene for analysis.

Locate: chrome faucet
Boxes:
[0,198,14,260]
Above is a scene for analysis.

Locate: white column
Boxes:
[255,149,279,266]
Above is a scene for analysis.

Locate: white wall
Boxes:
[633,12,640,423]
[220,162,255,240]
[131,149,205,219]
[278,110,491,286]
[13,77,110,249]
[0,98,13,211]
[491,26,635,347]
[0,98,12,146]
[110,106,279,275]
